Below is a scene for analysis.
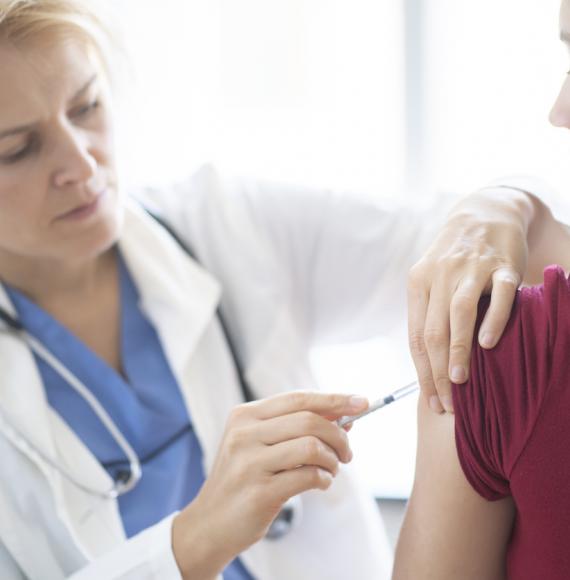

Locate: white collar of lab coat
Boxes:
[0,197,221,558]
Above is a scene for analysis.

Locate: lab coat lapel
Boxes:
[47,411,127,557]
[119,200,221,378]
[0,288,126,566]
[118,201,228,474]
[0,286,58,486]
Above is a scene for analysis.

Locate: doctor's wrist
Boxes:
[467,185,536,234]
[172,505,232,580]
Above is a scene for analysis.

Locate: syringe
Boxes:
[337,380,420,428]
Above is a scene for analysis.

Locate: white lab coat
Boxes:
[0,166,548,579]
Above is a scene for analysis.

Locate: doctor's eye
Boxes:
[70,99,102,121]
[0,137,39,165]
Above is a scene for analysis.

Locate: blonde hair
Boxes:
[0,0,118,79]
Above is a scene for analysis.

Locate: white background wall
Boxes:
[115,0,405,196]
[114,0,569,498]
[423,0,570,196]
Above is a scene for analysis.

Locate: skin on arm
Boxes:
[524,191,570,284]
[393,395,515,580]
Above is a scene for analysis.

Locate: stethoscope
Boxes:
[0,307,142,499]
[0,210,300,538]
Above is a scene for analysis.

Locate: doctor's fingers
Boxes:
[262,436,340,477]
[421,277,457,414]
[476,268,520,350]
[424,272,491,414]
[246,391,369,422]
[258,411,352,463]
[407,276,442,413]
[447,273,492,391]
[271,465,335,499]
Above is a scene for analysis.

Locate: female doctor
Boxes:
[0,1,564,579]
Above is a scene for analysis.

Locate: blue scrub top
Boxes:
[4,252,254,580]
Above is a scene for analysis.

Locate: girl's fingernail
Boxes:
[480,332,495,349]
[440,395,454,414]
[451,366,466,383]
[429,396,444,414]
[349,396,369,411]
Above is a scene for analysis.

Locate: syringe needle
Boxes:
[337,380,419,428]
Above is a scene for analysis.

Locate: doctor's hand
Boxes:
[172,391,368,580]
[408,186,535,414]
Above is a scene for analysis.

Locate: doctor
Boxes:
[0,1,564,579]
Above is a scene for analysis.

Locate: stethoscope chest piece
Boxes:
[266,495,302,540]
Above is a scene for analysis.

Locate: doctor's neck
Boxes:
[0,248,118,307]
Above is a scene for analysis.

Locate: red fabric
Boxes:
[452,265,570,580]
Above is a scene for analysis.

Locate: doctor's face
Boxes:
[550,1,570,128]
[0,37,121,267]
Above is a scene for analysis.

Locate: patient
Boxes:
[393,3,570,579]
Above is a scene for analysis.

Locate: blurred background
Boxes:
[113,0,568,542]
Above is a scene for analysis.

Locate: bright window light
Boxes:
[423,0,570,196]
[116,0,405,196]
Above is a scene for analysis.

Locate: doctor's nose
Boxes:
[52,127,97,189]
[549,76,570,129]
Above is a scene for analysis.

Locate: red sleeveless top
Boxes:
[453,266,570,579]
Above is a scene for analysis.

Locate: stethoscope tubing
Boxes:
[0,310,141,500]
